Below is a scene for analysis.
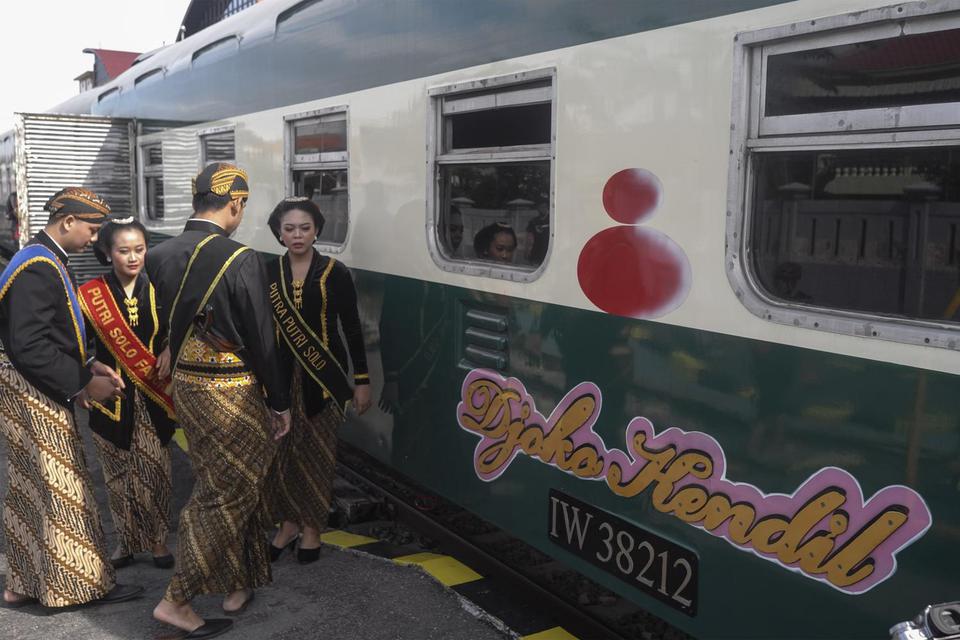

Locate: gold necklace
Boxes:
[124,297,139,327]
[292,279,305,310]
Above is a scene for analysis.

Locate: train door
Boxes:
[13,112,136,281]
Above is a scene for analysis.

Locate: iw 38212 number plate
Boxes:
[548,489,698,616]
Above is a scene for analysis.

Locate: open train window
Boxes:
[138,143,164,220]
[199,126,236,167]
[428,69,554,281]
[284,107,348,247]
[729,6,960,349]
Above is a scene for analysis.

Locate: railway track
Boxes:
[336,442,693,640]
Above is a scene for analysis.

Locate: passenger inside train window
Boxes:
[433,74,553,273]
[473,222,517,263]
[437,163,550,268]
[445,206,465,258]
[525,199,549,265]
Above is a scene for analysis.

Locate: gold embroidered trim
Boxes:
[0,256,86,362]
[173,244,252,369]
[319,257,335,347]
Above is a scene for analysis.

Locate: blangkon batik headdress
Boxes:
[44,187,112,222]
[192,163,250,200]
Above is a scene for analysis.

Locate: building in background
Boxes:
[74,49,141,93]
[177,0,262,40]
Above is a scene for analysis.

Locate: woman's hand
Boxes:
[352,384,372,415]
[154,346,172,381]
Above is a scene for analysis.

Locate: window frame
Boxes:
[283,105,350,252]
[137,141,164,221]
[198,124,236,169]
[727,2,960,351]
[426,68,556,282]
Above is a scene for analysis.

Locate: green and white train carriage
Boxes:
[4,0,960,638]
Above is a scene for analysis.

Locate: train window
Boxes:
[758,25,960,136]
[751,147,960,322]
[729,7,960,348]
[429,70,554,279]
[139,143,164,220]
[199,128,236,166]
[285,108,349,246]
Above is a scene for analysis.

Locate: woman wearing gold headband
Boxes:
[265,197,371,564]
[79,217,177,571]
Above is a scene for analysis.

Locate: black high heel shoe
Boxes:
[152,554,175,569]
[268,536,297,562]
[297,545,321,564]
[110,554,134,569]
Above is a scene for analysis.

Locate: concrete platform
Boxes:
[0,412,509,640]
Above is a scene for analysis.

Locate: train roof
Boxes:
[48,0,789,124]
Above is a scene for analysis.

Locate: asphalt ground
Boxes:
[0,410,510,640]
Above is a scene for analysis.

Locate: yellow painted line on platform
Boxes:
[521,627,579,640]
[320,530,378,548]
[393,552,483,587]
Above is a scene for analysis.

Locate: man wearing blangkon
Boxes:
[147,163,291,639]
[0,187,142,608]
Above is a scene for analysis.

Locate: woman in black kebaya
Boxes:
[80,218,176,570]
[264,197,371,564]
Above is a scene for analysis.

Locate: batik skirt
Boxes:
[92,390,171,556]
[267,365,342,531]
[0,358,114,606]
[163,336,276,603]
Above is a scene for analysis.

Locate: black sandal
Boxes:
[268,536,297,562]
[152,554,175,569]
[184,618,233,639]
[297,545,321,564]
[110,554,134,569]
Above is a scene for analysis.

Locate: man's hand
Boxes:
[154,346,172,381]
[352,385,372,415]
[84,375,124,404]
[270,409,291,441]
[90,360,125,390]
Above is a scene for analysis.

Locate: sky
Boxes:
[0,1,190,132]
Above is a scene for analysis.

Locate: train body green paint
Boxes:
[345,271,957,640]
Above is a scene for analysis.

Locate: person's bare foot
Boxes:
[3,589,32,605]
[153,598,204,632]
[151,543,171,557]
[222,588,253,613]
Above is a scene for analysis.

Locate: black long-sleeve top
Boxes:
[0,231,95,406]
[85,271,177,449]
[145,218,290,413]
[267,250,368,418]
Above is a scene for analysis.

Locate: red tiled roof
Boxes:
[82,48,141,80]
